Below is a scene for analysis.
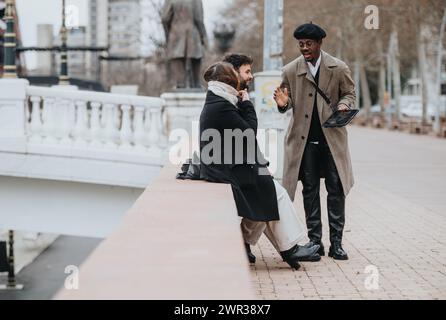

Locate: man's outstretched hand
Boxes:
[274,87,289,108]
[337,103,350,111]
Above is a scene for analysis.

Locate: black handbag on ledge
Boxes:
[176,152,201,180]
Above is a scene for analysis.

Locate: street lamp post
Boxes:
[0,231,23,290]
[58,0,70,85]
[0,0,23,291]
[263,0,284,71]
[2,0,17,78]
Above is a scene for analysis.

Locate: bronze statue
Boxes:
[161,0,208,89]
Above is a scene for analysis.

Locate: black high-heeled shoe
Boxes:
[284,258,301,270]
[280,246,303,270]
[244,243,256,264]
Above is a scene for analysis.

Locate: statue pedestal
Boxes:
[161,91,206,136]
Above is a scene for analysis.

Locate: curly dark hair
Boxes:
[223,53,253,71]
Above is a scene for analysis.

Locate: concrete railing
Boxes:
[25,85,167,161]
[0,79,168,162]
[0,79,169,189]
[54,164,255,300]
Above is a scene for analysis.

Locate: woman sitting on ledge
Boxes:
[199,62,320,270]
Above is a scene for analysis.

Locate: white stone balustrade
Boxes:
[0,79,172,190]
[0,80,211,188]
[24,86,167,161]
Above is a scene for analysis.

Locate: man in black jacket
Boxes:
[222,54,257,263]
[222,55,320,265]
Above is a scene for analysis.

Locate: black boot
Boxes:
[300,143,324,256]
[323,141,348,260]
[328,243,349,260]
[244,243,256,264]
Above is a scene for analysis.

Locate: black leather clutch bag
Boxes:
[309,78,358,128]
[323,109,359,128]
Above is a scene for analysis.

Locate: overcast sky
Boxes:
[15,0,231,69]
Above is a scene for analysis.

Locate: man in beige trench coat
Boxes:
[274,23,356,260]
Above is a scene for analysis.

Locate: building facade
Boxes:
[88,0,153,57]
[87,0,153,83]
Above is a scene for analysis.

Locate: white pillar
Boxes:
[42,97,58,144]
[160,92,206,136]
[89,101,103,148]
[254,71,288,180]
[119,104,133,151]
[29,95,43,143]
[147,107,161,154]
[59,99,73,145]
[73,100,89,147]
[103,103,119,149]
[133,105,146,152]
[0,79,29,153]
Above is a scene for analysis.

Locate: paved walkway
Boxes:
[250,126,446,300]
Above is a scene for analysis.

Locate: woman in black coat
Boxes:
[199,62,320,270]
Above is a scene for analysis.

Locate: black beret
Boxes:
[293,23,326,40]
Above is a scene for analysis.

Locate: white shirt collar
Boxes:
[307,53,322,78]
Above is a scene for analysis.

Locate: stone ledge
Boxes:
[54,163,254,300]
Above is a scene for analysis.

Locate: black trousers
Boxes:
[300,138,345,244]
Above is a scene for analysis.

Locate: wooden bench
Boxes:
[371,115,385,129]
[409,121,431,135]
[389,121,402,131]
[351,114,367,126]
[440,125,446,138]
[54,164,254,300]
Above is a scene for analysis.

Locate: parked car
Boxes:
[361,95,446,120]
